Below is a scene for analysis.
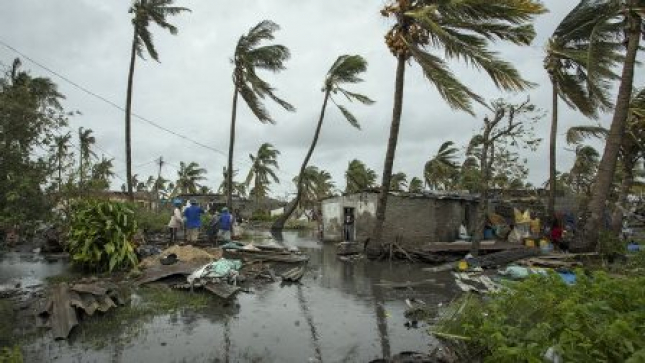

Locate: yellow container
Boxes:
[525,239,535,248]
[458,260,468,271]
[539,239,549,248]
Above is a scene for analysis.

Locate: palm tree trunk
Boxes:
[582,6,641,250]
[227,87,239,210]
[372,54,406,250]
[125,29,138,202]
[58,150,62,194]
[610,161,634,234]
[272,89,332,231]
[548,81,558,221]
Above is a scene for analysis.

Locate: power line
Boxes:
[0,39,299,183]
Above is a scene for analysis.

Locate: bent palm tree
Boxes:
[246,143,280,206]
[345,159,377,193]
[227,20,295,209]
[125,0,190,201]
[424,141,459,190]
[585,0,644,248]
[372,0,546,246]
[272,55,373,231]
[567,88,645,232]
[544,0,622,219]
[408,177,423,193]
[91,157,115,191]
[390,172,407,192]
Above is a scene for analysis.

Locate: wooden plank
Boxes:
[50,283,78,340]
[224,250,309,263]
[421,242,526,253]
[203,283,240,299]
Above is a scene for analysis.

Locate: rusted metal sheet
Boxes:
[203,283,240,299]
[135,261,206,286]
[70,283,107,296]
[49,283,79,340]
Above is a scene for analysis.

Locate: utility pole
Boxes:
[155,156,164,210]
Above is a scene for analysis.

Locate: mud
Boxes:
[2,231,461,363]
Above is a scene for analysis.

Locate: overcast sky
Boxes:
[0,0,637,199]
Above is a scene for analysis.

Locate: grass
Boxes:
[0,300,15,346]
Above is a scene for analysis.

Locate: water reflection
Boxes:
[20,231,459,362]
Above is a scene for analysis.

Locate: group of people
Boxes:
[167,199,235,245]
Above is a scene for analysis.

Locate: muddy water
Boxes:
[0,252,70,293]
[14,232,460,363]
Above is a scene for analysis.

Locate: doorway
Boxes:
[343,207,356,242]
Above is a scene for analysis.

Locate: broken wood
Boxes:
[518,258,582,268]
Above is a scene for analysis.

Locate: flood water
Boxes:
[4,231,461,363]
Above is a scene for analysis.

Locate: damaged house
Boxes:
[321,191,479,248]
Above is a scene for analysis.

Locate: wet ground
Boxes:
[1,231,461,363]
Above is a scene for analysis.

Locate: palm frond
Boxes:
[248,45,291,72]
[565,125,608,145]
[338,88,375,105]
[239,84,272,123]
[327,55,368,85]
[335,103,361,129]
[408,44,483,115]
[136,26,159,61]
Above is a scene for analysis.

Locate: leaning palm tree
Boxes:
[408,177,423,193]
[345,159,377,193]
[227,20,295,209]
[424,141,459,190]
[246,143,280,206]
[389,172,407,192]
[584,0,644,248]
[543,0,623,219]
[175,161,206,194]
[124,0,190,201]
[567,88,645,232]
[218,167,247,198]
[78,127,96,192]
[372,0,546,246]
[272,55,373,231]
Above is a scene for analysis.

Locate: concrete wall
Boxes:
[322,193,478,247]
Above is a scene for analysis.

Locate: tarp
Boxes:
[187,258,242,284]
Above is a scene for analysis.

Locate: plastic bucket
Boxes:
[539,239,549,248]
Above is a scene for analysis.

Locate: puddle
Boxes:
[7,231,460,362]
[0,252,70,293]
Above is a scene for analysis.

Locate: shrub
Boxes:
[433,272,645,362]
[0,346,22,363]
[67,200,138,272]
[135,207,171,234]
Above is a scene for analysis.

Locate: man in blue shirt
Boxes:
[217,207,234,243]
[183,199,204,244]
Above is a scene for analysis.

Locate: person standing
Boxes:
[217,207,234,243]
[167,201,183,245]
[344,210,355,241]
[183,199,205,244]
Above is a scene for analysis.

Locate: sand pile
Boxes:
[139,245,222,268]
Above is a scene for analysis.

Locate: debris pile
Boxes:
[139,245,221,268]
[35,280,131,340]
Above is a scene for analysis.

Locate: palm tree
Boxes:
[52,132,72,193]
[389,172,407,192]
[78,127,96,191]
[175,161,206,194]
[345,159,377,193]
[246,143,280,206]
[124,0,190,201]
[292,166,336,210]
[408,177,423,193]
[585,0,644,248]
[567,88,645,232]
[543,0,622,219]
[372,0,546,245]
[198,185,213,194]
[227,20,295,209]
[218,167,247,198]
[272,55,373,230]
[90,156,115,191]
[424,141,459,190]
[569,145,600,196]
